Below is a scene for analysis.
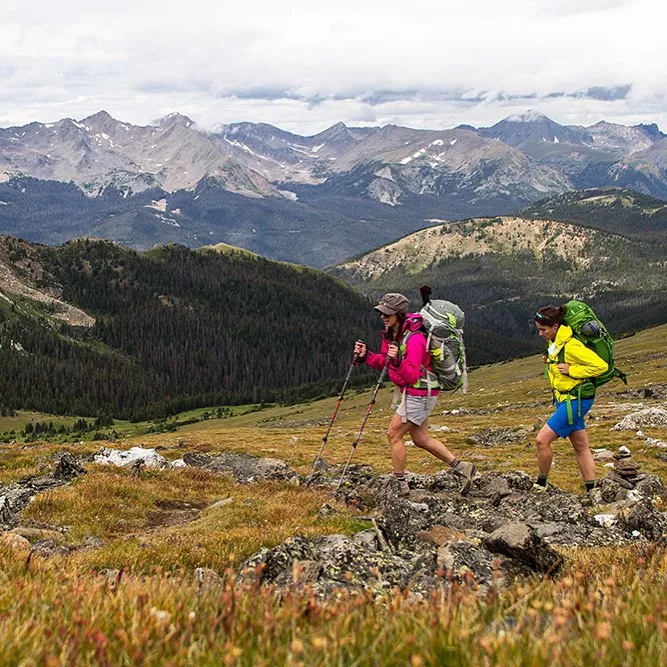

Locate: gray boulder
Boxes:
[483,523,565,574]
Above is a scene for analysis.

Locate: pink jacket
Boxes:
[365,314,438,396]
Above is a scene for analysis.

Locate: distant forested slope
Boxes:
[0,239,376,419]
[519,188,667,241]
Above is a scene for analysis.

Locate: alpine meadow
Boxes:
[1,104,667,666]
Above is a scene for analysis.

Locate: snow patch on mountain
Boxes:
[506,110,549,122]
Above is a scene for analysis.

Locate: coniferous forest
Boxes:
[0,240,377,419]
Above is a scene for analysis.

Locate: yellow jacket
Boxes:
[545,325,608,401]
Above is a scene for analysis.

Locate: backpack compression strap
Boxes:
[555,344,594,424]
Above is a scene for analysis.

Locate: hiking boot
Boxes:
[398,479,410,497]
[453,461,478,495]
[531,482,548,493]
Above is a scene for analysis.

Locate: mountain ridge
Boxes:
[1,111,666,267]
[330,202,667,364]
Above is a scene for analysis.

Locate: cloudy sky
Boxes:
[2,0,665,135]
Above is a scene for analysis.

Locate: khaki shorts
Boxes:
[395,393,438,426]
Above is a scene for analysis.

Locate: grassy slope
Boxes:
[0,325,666,664]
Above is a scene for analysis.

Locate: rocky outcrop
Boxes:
[182,451,299,483]
[241,464,666,597]
[0,453,86,529]
[612,408,667,431]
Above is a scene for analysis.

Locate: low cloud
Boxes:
[1,0,665,133]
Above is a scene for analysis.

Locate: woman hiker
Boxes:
[354,292,479,497]
[533,305,608,493]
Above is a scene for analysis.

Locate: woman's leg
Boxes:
[536,424,559,478]
[408,419,456,465]
[568,428,596,482]
[386,412,413,473]
[410,418,478,493]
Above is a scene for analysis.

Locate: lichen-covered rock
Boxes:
[238,466,666,598]
[184,452,298,483]
[239,536,317,586]
[29,539,72,558]
[612,408,667,431]
[482,523,565,574]
[53,453,86,481]
[617,500,667,541]
[436,540,532,587]
[590,478,629,504]
[377,482,432,552]
[634,475,666,499]
[182,452,213,467]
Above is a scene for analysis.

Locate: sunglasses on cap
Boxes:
[535,312,554,324]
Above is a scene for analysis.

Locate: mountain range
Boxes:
[1,110,666,267]
[0,187,665,417]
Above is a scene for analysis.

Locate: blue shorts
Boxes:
[546,398,594,438]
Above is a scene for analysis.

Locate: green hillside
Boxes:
[0,237,377,419]
[331,215,667,364]
[520,187,667,241]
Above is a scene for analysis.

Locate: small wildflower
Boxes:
[595,622,611,640]
[291,639,304,653]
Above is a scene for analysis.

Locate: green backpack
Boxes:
[559,300,628,398]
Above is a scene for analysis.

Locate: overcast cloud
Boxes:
[1,0,665,134]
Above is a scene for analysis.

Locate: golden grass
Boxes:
[20,466,368,572]
[0,545,665,665]
[0,324,665,663]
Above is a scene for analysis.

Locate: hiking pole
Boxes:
[336,359,389,490]
[305,351,359,486]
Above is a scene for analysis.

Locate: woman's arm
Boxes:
[365,338,390,370]
[564,339,609,378]
[389,333,426,386]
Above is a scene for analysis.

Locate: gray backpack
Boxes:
[419,298,468,393]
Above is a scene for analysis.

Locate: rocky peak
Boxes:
[80,110,119,131]
[633,122,666,142]
[312,121,348,138]
[587,121,656,154]
[81,110,114,123]
[154,112,196,129]
[504,109,550,123]
[480,110,592,148]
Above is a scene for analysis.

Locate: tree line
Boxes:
[0,240,376,419]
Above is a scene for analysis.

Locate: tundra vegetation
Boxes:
[0,325,666,665]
